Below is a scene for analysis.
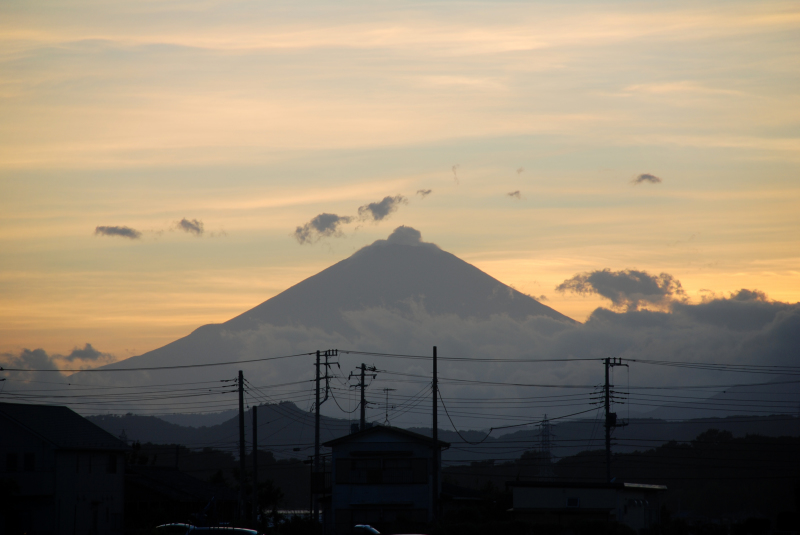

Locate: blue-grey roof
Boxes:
[323,424,450,448]
[0,402,128,451]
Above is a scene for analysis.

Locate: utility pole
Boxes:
[432,346,439,520]
[604,358,628,482]
[252,405,258,525]
[360,364,366,430]
[313,349,337,525]
[349,364,377,431]
[314,350,320,522]
[238,370,246,523]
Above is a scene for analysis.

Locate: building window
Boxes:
[6,453,18,472]
[106,454,117,474]
[23,452,35,472]
[566,497,580,508]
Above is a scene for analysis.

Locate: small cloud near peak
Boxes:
[632,173,662,185]
[294,213,353,244]
[417,189,432,198]
[386,226,423,245]
[95,225,141,239]
[359,226,440,254]
[358,195,407,222]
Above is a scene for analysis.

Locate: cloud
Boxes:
[176,218,204,236]
[507,190,522,199]
[361,226,440,253]
[20,290,799,425]
[632,173,662,185]
[730,289,768,302]
[555,268,685,311]
[516,167,524,174]
[94,225,142,239]
[293,213,354,244]
[452,164,460,184]
[63,343,111,362]
[0,343,116,385]
[358,195,408,222]
[417,189,432,198]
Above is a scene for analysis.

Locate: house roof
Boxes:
[0,402,128,451]
[322,424,450,448]
[506,481,667,491]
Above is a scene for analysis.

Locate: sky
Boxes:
[1,0,799,370]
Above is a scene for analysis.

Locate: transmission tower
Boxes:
[538,414,554,480]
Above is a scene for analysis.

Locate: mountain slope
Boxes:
[92,226,573,373]
[224,226,574,334]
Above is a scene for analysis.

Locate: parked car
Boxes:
[155,523,259,535]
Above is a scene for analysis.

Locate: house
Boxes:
[0,401,128,535]
[323,425,449,535]
[507,481,667,533]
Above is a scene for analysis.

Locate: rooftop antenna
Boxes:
[382,388,396,425]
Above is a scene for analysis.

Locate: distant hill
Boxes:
[88,402,799,464]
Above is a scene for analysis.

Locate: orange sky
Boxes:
[1,0,799,367]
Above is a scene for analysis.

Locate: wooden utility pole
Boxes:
[252,405,258,524]
[432,346,439,519]
[314,350,320,521]
[604,357,627,482]
[238,370,246,522]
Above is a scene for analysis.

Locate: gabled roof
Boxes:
[0,402,128,451]
[323,424,449,448]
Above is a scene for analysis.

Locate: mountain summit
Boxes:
[225,226,573,334]
[89,226,574,379]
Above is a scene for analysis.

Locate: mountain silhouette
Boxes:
[91,226,574,373]
[225,225,573,333]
